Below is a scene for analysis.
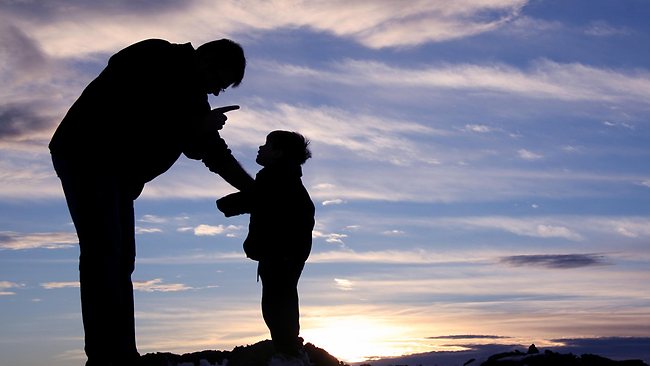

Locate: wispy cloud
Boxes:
[225,102,446,166]
[313,231,348,245]
[464,124,493,133]
[322,199,345,206]
[133,278,194,293]
[0,157,62,199]
[518,148,543,160]
[583,217,650,239]
[136,227,163,234]
[192,224,242,237]
[500,254,609,269]
[309,249,480,264]
[583,21,631,37]
[0,231,77,250]
[137,251,245,265]
[381,229,406,236]
[428,335,510,340]
[0,281,24,295]
[0,24,78,150]
[41,281,79,289]
[334,278,354,291]
[270,58,650,104]
[138,214,169,224]
[41,278,196,292]
[0,0,527,59]
[435,216,584,241]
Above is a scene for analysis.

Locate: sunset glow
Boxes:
[302,316,416,362]
[2,1,650,365]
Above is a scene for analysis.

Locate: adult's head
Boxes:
[196,39,246,96]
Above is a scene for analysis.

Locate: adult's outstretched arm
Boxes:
[183,105,254,191]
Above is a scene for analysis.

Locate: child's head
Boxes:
[256,130,311,167]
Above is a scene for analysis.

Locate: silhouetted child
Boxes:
[217,130,315,366]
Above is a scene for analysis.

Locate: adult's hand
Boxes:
[203,105,240,131]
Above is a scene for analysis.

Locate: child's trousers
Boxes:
[258,259,305,356]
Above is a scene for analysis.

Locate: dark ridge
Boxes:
[139,340,349,366]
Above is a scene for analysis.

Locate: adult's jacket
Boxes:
[49,39,252,194]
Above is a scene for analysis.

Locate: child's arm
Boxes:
[216,191,251,217]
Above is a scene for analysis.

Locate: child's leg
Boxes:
[258,260,305,356]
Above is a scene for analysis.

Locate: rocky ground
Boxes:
[139,340,346,366]
[139,341,648,366]
[468,344,648,366]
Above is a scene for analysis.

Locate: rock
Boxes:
[478,346,648,366]
[139,340,349,366]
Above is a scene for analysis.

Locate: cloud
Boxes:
[309,248,478,264]
[582,217,650,239]
[1,0,528,59]
[137,251,245,265]
[464,124,492,133]
[41,281,79,289]
[223,102,446,167]
[0,24,49,85]
[500,254,608,269]
[282,0,527,49]
[381,229,405,236]
[0,156,63,199]
[583,21,631,37]
[428,335,510,340]
[136,227,163,234]
[133,278,194,292]
[192,224,242,237]
[138,214,169,224]
[0,231,77,250]
[322,199,345,206]
[0,281,24,295]
[518,148,543,160]
[0,24,70,147]
[562,145,581,153]
[0,103,53,142]
[272,58,650,104]
[603,120,635,129]
[312,231,348,245]
[436,216,584,241]
[334,278,354,291]
[194,224,224,236]
[41,278,195,292]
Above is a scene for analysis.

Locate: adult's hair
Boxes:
[196,39,246,87]
[268,130,312,165]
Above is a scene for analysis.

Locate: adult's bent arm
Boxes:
[203,152,254,191]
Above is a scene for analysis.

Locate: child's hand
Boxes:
[216,191,250,217]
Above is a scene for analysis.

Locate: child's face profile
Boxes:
[256,136,282,166]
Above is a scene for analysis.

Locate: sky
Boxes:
[1,1,650,365]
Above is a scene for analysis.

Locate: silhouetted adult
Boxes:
[49,38,254,366]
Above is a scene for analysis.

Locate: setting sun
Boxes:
[302,316,419,362]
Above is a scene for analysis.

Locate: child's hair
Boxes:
[268,130,312,165]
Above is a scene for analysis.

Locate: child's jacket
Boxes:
[217,165,315,262]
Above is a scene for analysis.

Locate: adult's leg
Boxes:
[54,158,138,365]
[259,260,305,356]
